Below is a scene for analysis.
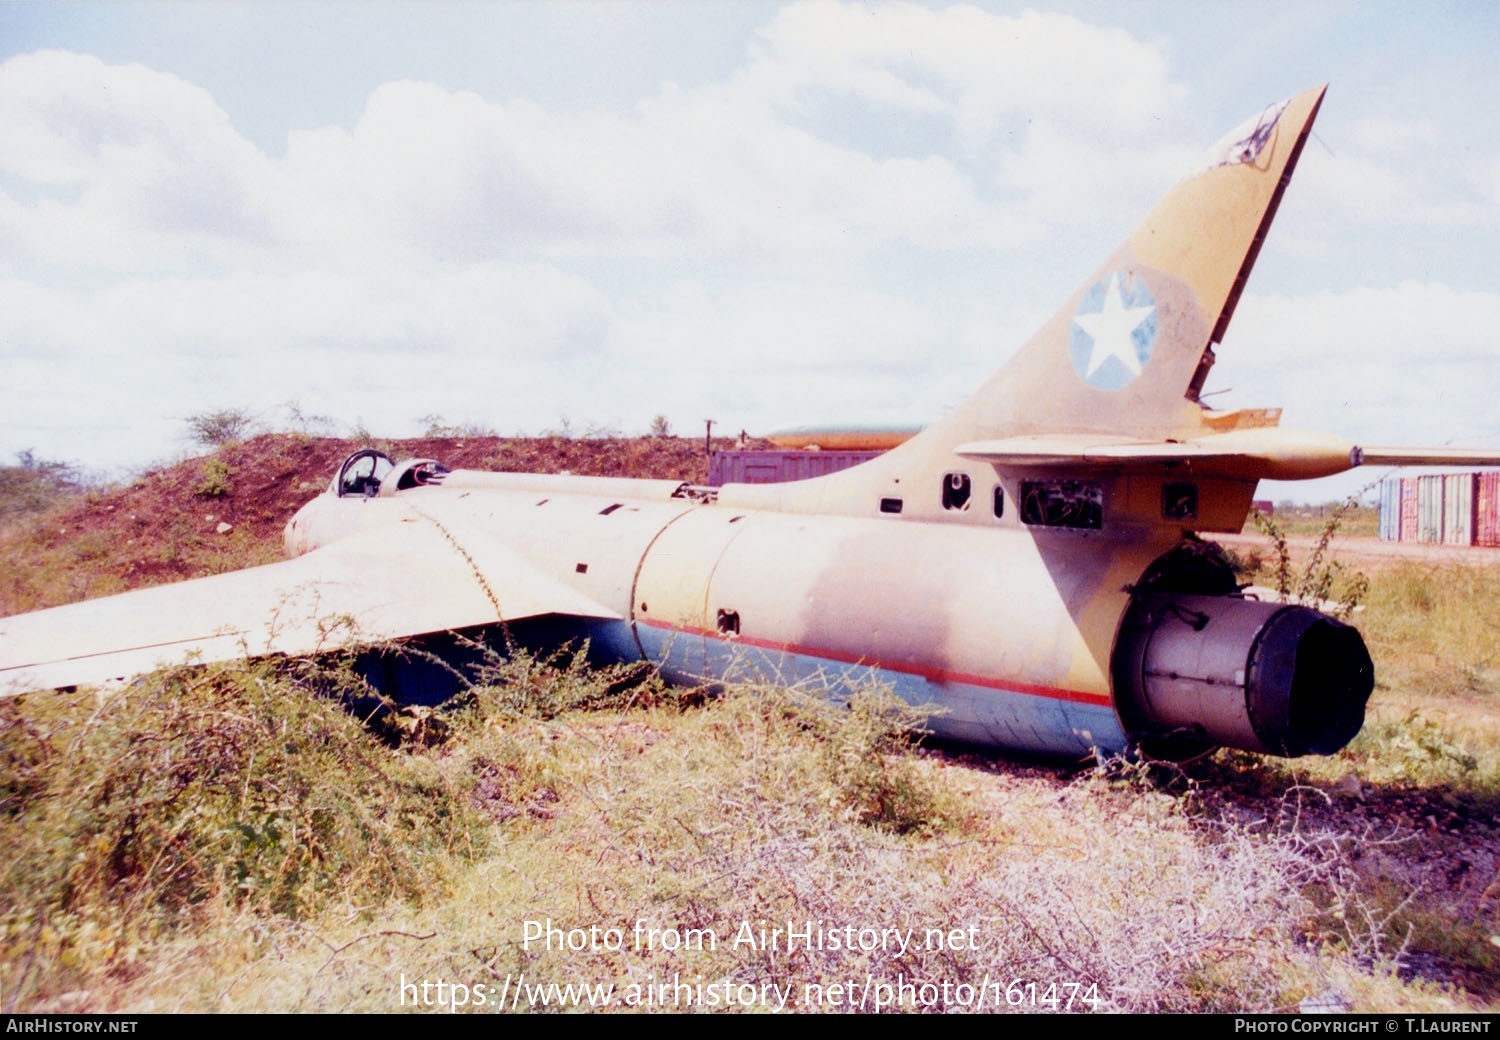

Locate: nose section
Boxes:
[1112,592,1374,758]
[284,496,331,557]
[283,506,307,557]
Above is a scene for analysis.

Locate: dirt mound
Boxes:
[0,433,728,614]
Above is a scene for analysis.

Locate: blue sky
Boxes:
[1,1,1496,502]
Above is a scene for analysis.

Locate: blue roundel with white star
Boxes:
[1068,272,1158,390]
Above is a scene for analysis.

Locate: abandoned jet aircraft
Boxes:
[4,85,1495,759]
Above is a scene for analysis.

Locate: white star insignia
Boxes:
[1073,273,1155,379]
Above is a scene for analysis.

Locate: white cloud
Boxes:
[272,74,1024,261]
[1274,113,1500,239]
[0,50,275,274]
[750,3,1183,145]
[1,2,1491,496]
[1216,282,1500,449]
[741,2,1191,233]
[1480,151,1500,211]
[1349,114,1441,155]
[0,6,1198,283]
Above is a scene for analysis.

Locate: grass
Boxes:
[1251,502,1380,539]
[1307,561,1500,794]
[1,643,1487,1013]
[0,661,481,995]
[1219,505,1500,995]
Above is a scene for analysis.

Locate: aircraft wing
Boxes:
[0,516,618,696]
[956,429,1500,482]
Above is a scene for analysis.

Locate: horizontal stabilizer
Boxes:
[1354,447,1500,468]
[0,516,618,696]
[958,431,1500,483]
[956,427,1361,481]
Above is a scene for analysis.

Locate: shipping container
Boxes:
[1378,475,1401,541]
[1478,471,1500,547]
[1400,477,1420,543]
[708,450,883,487]
[1417,474,1444,543]
[1442,472,1476,546]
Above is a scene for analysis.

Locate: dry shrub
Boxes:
[1,659,1476,1013]
[761,684,956,835]
[970,774,1354,1012]
[460,644,673,724]
[357,688,1409,1015]
[0,701,54,819]
[1251,500,1369,619]
[0,662,482,1006]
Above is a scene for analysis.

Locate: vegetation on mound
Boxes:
[0,433,733,616]
[0,452,88,524]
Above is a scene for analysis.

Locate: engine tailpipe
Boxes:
[1112,592,1373,757]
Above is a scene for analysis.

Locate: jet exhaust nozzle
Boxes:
[1113,592,1373,757]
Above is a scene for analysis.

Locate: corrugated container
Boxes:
[1378,475,1401,541]
[709,450,883,487]
[1400,477,1420,542]
[1417,474,1444,543]
[1442,472,1475,546]
[1477,471,1500,547]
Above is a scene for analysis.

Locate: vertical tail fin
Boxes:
[718,87,1326,515]
[936,85,1325,445]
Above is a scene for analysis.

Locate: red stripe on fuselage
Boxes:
[634,617,1112,708]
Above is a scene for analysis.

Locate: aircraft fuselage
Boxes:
[285,463,1370,759]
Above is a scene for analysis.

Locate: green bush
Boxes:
[194,459,234,498]
[0,663,482,929]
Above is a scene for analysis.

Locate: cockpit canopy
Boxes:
[333,449,449,498]
[334,449,393,497]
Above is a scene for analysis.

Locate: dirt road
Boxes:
[1216,532,1500,568]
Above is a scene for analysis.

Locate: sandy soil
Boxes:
[1217,531,1500,569]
